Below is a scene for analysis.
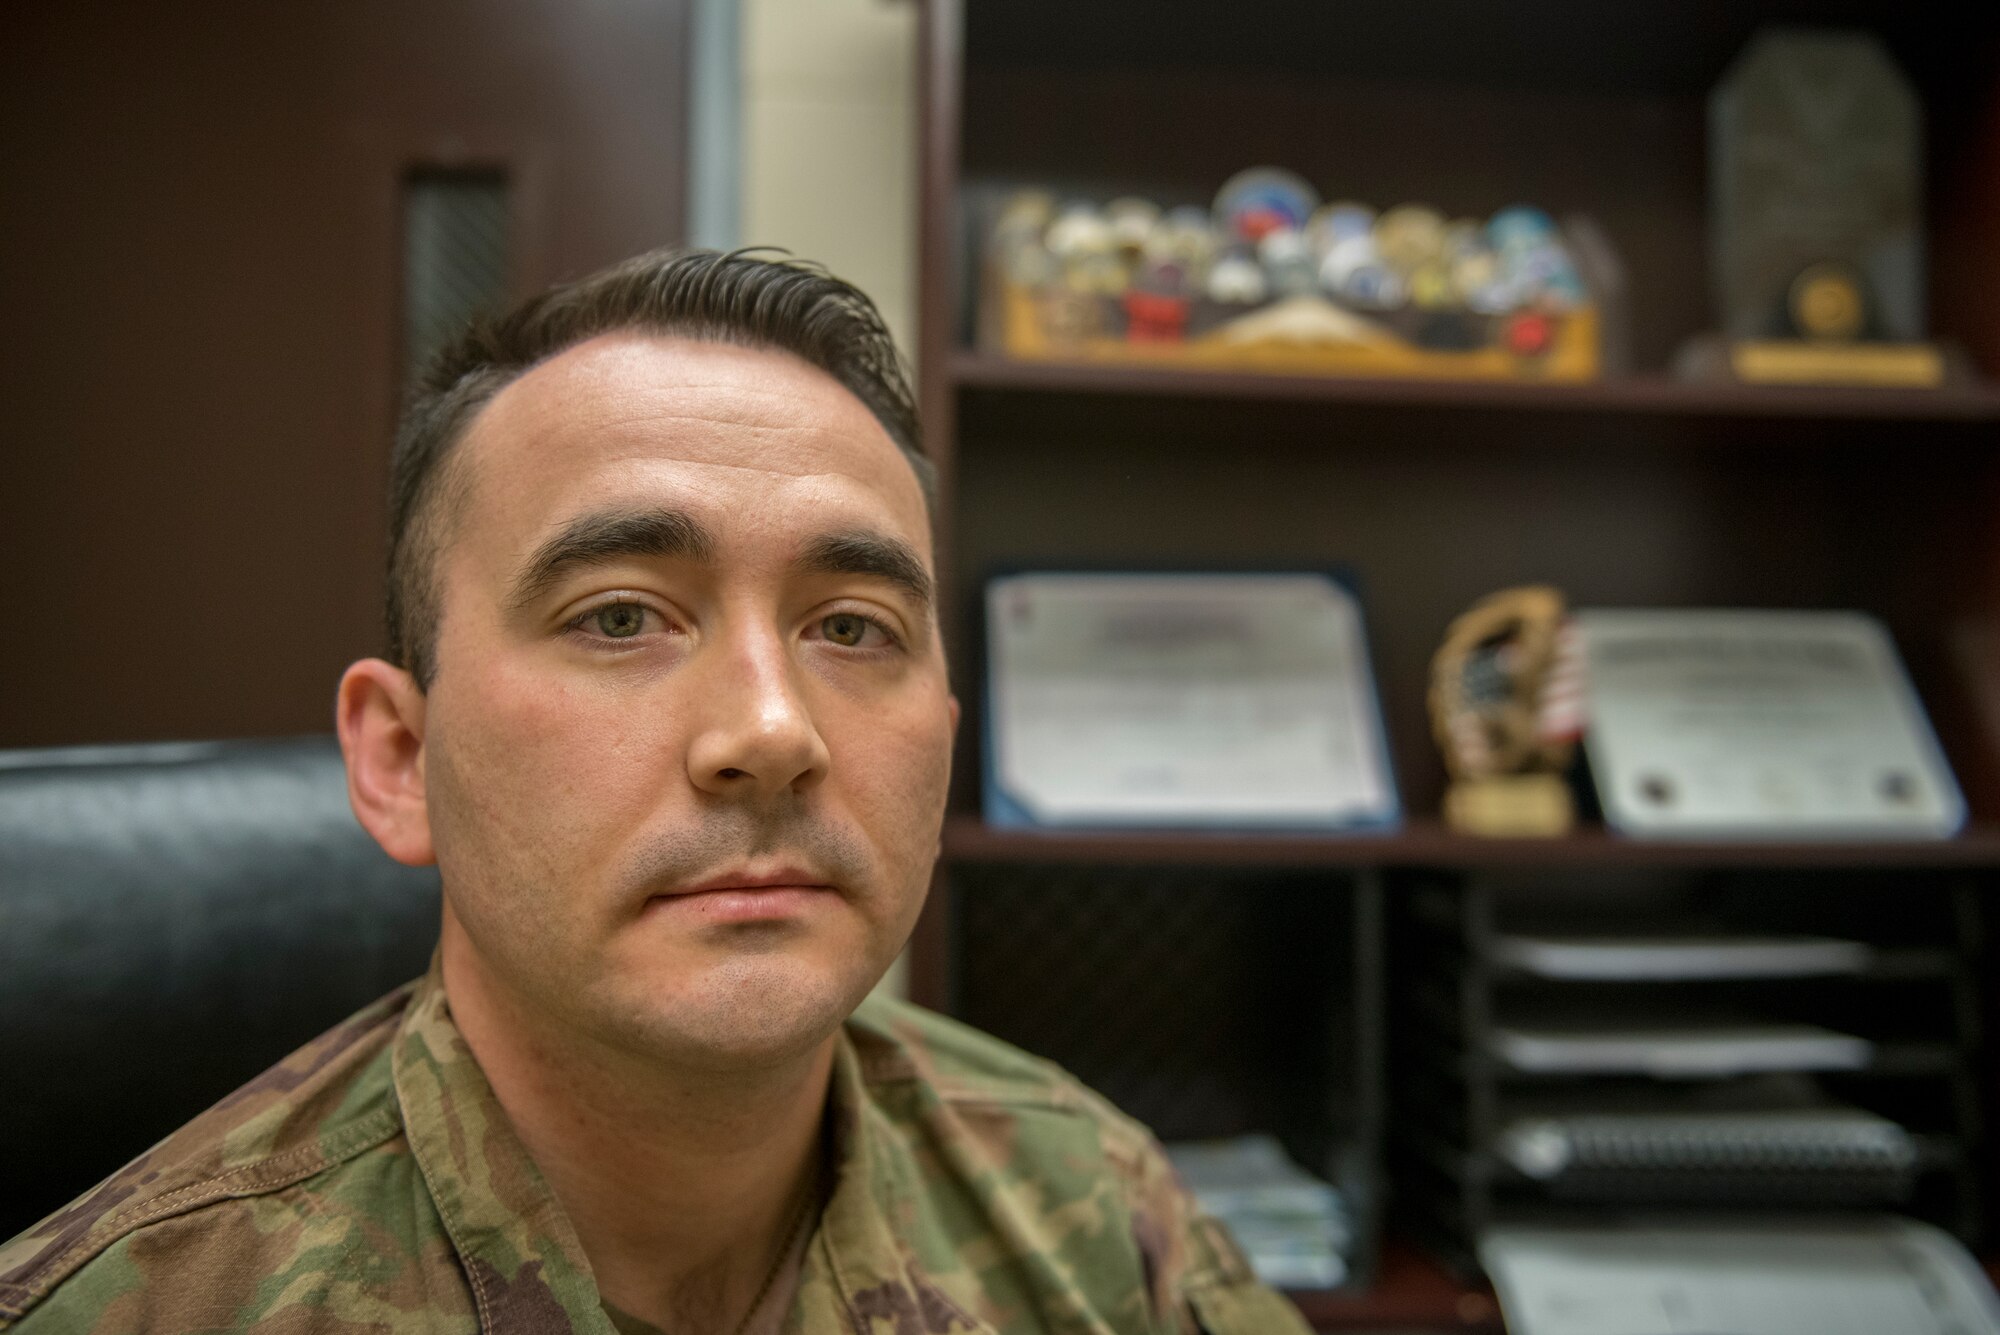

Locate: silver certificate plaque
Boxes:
[984,572,1398,830]
[1577,610,1963,838]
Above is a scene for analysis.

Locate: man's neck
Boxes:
[439,936,834,1334]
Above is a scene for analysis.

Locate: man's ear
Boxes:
[336,658,436,867]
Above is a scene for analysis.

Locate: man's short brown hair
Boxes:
[385,247,928,687]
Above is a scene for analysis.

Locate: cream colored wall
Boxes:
[742,0,920,1000]
[741,0,918,360]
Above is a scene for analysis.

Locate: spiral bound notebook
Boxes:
[1496,1106,1919,1204]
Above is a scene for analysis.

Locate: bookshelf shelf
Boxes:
[952,353,2000,425]
[1284,1242,1499,1331]
[943,816,2000,871]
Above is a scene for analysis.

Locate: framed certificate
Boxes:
[1577,610,1964,838]
[982,571,1400,831]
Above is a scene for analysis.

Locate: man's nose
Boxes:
[685,625,831,800]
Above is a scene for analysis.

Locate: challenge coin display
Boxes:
[1577,610,1964,839]
[983,572,1399,831]
[981,168,1613,383]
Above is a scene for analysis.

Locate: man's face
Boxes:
[417,333,953,1069]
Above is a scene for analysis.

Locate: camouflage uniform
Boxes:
[0,962,1312,1334]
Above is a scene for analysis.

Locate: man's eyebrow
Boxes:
[507,507,716,610]
[795,530,935,614]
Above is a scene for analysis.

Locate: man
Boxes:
[0,251,1312,1334]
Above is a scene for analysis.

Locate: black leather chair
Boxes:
[0,737,440,1239]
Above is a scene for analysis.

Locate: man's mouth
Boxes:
[644,865,838,924]
[671,865,833,895]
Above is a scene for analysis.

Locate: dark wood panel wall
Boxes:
[0,1,689,747]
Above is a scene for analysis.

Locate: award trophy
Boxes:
[1429,586,1583,837]
[1682,27,1952,387]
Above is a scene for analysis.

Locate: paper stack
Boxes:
[1165,1134,1352,1289]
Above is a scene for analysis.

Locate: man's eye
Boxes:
[591,604,650,638]
[821,613,876,647]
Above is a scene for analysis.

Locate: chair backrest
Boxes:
[0,736,440,1239]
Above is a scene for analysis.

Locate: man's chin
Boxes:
[598,952,870,1070]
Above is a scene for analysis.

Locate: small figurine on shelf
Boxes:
[1104,196,1160,270]
[1039,203,1118,342]
[1206,247,1268,305]
[1429,586,1585,837]
[1259,226,1320,299]
[1123,288,1189,343]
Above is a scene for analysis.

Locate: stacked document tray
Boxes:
[1389,868,1982,1270]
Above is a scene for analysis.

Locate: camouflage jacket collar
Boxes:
[390,965,994,1335]
[809,1028,993,1335]
[392,969,608,1333]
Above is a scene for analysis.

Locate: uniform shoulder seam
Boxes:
[0,1104,402,1323]
[920,1074,1089,1116]
[851,996,1094,1114]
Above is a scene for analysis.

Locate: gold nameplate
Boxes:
[1730,340,1944,388]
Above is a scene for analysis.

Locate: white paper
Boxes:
[1481,1217,2000,1335]
[1577,610,1964,838]
[1491,1020,1872,1077]
[1491,933,1874,981]
[1165,1135,1352,1290]
[985,573,1396,828]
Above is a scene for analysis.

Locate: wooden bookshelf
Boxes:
[913,1,2000,1324]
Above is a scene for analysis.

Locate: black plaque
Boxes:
[1711,28,1924,342]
